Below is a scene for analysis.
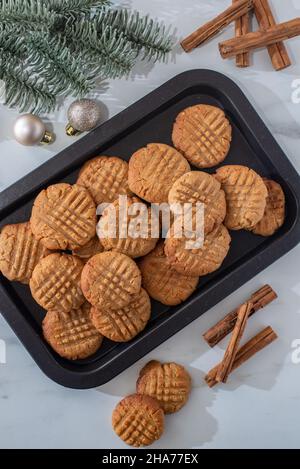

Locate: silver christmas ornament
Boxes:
[13,114,53,146]
[66,98,102,136]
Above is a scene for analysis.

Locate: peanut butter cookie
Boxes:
[90,288,151,342]
[112,394,164,447]
[136,361,191,414]
[30,253,85,312]
[98,196,158,258]
[81,252,141,311]
[139,242,199,306]
[128,143,190,203]
[251,179,285,236]
[72,235,104,260]
[172,104,232,168]
[30,183,96,250]
[165,224,231,277]
[0,222,51,283]
[77,156,132,206]
[43,302,103,360]
[215,165,268,230]
[168,171,226,234]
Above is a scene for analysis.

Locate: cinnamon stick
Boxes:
[254,0,291,70]
[234,0,251,67]
[181,0,253,52]
[205,326,278,387]
[203,284,277,347]
[219,18,300,59]
[215,302,252,383]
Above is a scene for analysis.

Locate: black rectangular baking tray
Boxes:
[1,69,300,389]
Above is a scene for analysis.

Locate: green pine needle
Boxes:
[0,60,56,113]
[46,0,110,21]
[0,0,174,113]
[0,0,58,31]
[25,32,95,96]
[93,9,173,61]
[0,26,24,59]
[65,19,136,79]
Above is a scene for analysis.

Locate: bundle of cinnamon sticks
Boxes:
[203,285,278,387]
[181,0,299,70]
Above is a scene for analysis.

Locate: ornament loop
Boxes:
[41,131,54,144]
[65,124,81,137]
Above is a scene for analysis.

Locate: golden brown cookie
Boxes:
[165,224,231,277]
[112,394,164,447]
[81,252,141,311]
[42,303,103,360]
[215,165,268,230]
[76,156,132,206]
[139,242,199,306]
[172,104,232,168]
[168,171,226,234]
[72,236,104,260]
[128,143,190,203]
[30,183,96,250]
[139,360,161,377]
[90,288,151,342]
[98,196,158,258]
[0,222,51,283]
[251,179,285,236]
[30,253,85,312]
[136,361,191,414]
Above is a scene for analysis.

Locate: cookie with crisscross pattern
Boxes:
[136,361,191,414]
[250,179,285,236]
[81,252,141,311]
[215,165,268,230]
[90,288,151,342]
[43,302,103,360]
[165,224,231,277]
[128,143,190,203]
[112,394,164,447]
[30,183,96,250]
[168,171,226,234]
[172,104,232,168]
[139,242,199,306]
[30,253,85,312]
[0,222,51,283]
[77,156,132,205]
[98,196,158,258]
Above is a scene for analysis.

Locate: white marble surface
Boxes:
[1,0,300,449]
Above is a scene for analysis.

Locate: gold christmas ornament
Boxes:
[13,114,53,146]
[66,98,102,136]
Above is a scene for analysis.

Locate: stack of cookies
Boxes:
[0,103,286,363]
[112,360,192,447]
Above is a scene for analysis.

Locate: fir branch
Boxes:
[0,0,59,31]
[93,9,173,61]
[0,58,56,113]
[0,2,174,113]
[25,32,95,96]
[65,19,136,78]
[46,0,110,20]
[0,25,24,60]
